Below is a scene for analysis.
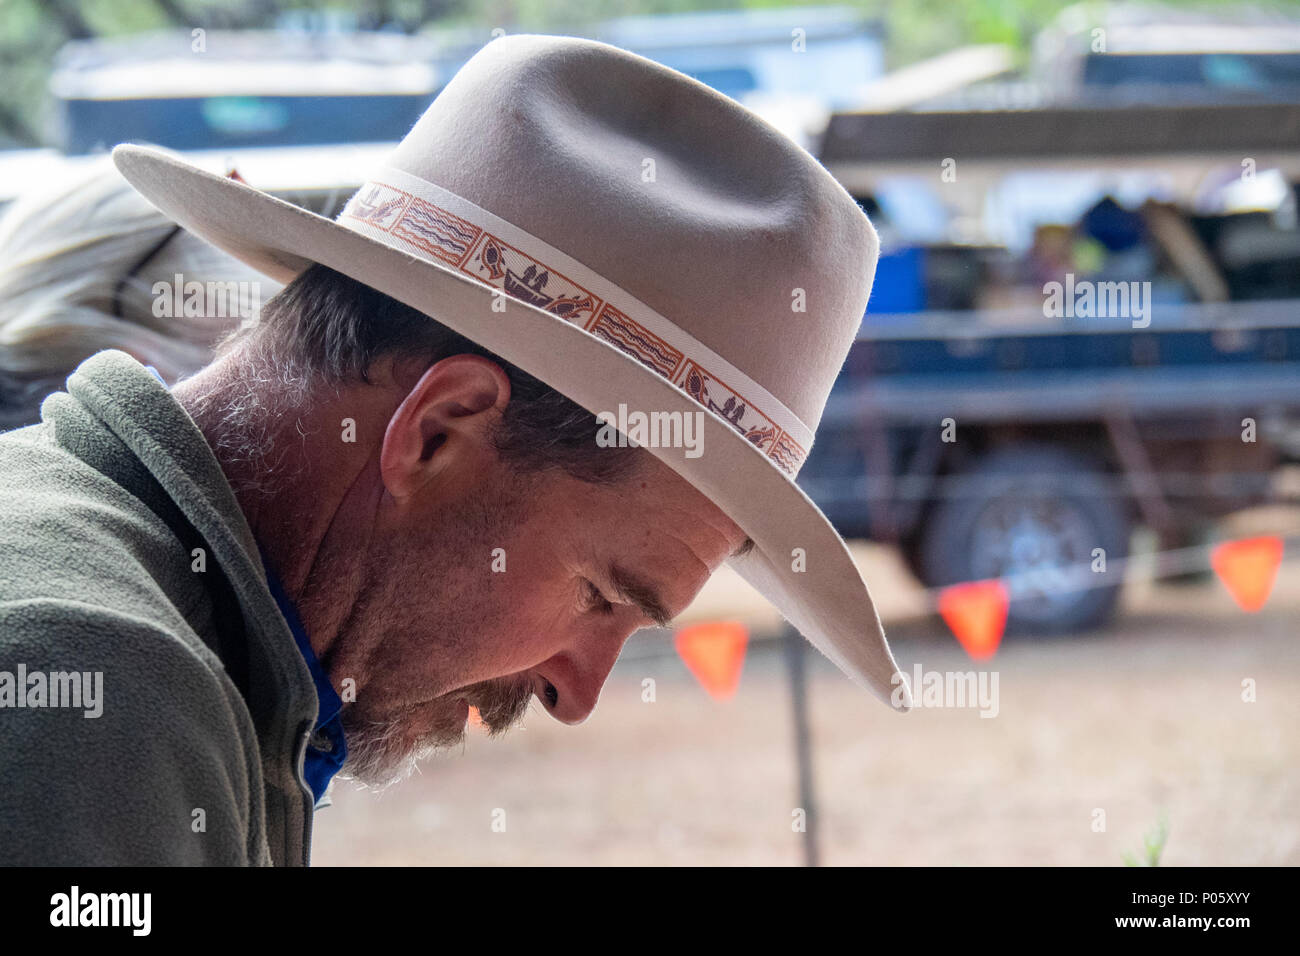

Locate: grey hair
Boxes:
[0,154,273,430]
[178,331,317,499]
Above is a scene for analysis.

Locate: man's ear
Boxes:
[379,354,512,501]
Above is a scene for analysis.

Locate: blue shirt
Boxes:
[259,549,347,809]
[144,365,347,805]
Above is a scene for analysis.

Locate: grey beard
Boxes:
[337,675,535,789]
[339,709,466,790]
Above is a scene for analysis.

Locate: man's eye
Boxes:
[582,579,616,615]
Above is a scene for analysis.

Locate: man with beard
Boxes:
[0,35,908,865]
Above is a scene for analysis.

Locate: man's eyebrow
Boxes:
[731,537,755,558]
[609,564,674,628]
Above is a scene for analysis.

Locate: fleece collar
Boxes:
[61,349,321,865]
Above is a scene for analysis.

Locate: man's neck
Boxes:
[171,347,400,659]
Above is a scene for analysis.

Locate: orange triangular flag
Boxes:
[1212,536,1283,612]
[675,621,748,700]
[938,580,1009,659]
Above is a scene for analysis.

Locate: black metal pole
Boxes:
[782,625,820,867]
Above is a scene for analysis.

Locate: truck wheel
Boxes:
[918,444,1130,633]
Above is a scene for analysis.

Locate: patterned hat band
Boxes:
[339,167,813,476]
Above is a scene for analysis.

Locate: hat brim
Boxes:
[112,143,911,711]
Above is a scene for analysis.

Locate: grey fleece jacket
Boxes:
[0,349,320,865]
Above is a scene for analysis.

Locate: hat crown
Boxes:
[380,34,878,440]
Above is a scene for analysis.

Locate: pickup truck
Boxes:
[804,101,1300,632]
[800,299,1299,632]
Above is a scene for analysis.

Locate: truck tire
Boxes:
[918,444,1130,634]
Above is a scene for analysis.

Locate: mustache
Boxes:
[462,674,535,736]
[337,673,536,787]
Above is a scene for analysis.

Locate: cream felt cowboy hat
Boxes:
[112,33,912,710]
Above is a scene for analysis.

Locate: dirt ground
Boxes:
[311,537,1299,866]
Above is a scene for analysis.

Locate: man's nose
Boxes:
[536,630,629,724]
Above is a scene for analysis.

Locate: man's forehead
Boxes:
[600,521,751,628]
[631,452,751,554]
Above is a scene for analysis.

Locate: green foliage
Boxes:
[1122,812,1170,867]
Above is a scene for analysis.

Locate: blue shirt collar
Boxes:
[258,546,347,808]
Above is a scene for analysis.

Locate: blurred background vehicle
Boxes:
[795,3,1300,632]
[1035,3,1300,103]
[1,0,1297,866]
[810,101,1300,631]
[50,30,440,154]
